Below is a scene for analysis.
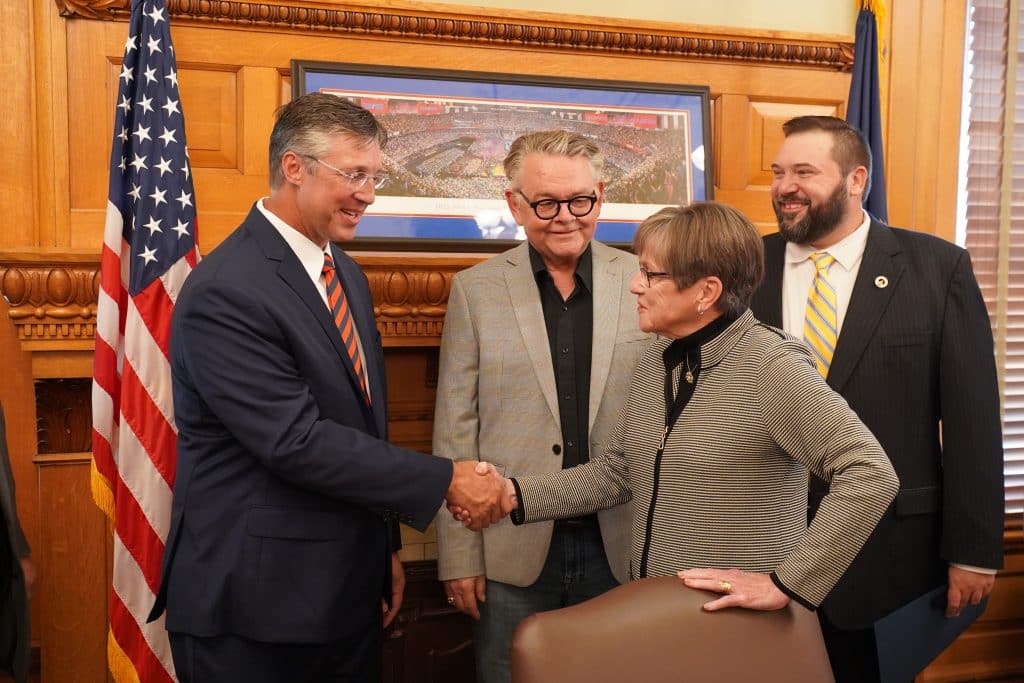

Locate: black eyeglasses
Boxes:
[516,190,598,220]
[639,267,672,288]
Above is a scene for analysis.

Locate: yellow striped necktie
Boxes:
[323,253,370,405]
[804,252,838,377]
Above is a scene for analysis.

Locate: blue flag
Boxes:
[847,8,888,223]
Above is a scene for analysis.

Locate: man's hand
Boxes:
[383,552,405,629]
[946,565,995,617]
[446,460,508,531]
[19,556,36,600]
[444,575,487,620]
[678,568,790,612]
[447,462,518,528]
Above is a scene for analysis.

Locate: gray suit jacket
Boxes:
[0,404,30,683]
[434,241,649,586]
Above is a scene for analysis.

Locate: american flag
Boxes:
[91,1,197,681]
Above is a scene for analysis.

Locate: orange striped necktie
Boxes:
[323,253,370,405]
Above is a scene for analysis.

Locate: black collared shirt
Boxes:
[529,244,594,469]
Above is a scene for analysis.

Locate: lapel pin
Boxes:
[874,275,889,289]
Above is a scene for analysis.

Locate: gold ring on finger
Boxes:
[719,580,732,593]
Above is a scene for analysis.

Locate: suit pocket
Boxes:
[881,331,932,347]
[247,506,345,541]
[894,486,939,516]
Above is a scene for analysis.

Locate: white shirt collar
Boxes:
[257,198,330,284]
[784,209,872,270]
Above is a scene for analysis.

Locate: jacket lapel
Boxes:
[588,243,621,432]
[504,245,560,426]
[827,222,904,392]
[754,233,786,327]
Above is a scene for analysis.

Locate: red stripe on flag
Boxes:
[109,590,175,683]
[93,335,122,419]
[113,472,166,594]
[91,428,118,493]
[100,242,129,332]
[121,362,177,488]
[133,280,176,360]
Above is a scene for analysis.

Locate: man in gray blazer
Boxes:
[434,130,649,683]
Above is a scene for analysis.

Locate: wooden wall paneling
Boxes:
[884,0,967,240]
[1,0,40,250]
[37,456,111,683]
[66,17,119,252]
[177,65,240,169]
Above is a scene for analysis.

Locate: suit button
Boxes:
[552,444,561,455]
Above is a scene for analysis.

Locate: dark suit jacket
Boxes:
[149,205,453,644]
[0,404,30,683]
[750,221,1004,629]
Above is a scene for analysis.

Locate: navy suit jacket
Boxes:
[149,205,452,643]
[750,221,1004,629]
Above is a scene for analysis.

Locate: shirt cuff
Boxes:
[951,563,997,575]
[510,478,526,525]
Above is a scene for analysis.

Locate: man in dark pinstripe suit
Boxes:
[751,115,1004,683]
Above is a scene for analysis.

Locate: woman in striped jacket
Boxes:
[500,202,898,613]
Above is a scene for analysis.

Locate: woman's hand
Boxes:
[677,568,790,611]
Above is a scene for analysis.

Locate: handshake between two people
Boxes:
[445,461,518,531]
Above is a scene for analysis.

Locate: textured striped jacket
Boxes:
[515,310,899,607]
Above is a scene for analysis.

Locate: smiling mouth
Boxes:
[340,208,362,220]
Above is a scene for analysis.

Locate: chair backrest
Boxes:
[511,576,835,683]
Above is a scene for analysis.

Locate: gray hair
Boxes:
[503,130,603,187]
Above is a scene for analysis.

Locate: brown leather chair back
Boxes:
[511,576,835,683]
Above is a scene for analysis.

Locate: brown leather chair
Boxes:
[511,576,835,683]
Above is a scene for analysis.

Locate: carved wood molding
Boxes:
[0,254,479,349]
[0,256,99,349]
[54,0,854,71]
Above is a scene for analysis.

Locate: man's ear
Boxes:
[280,150,307,186]
[847,165,869,201]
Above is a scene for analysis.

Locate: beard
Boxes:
[774,182,848,245]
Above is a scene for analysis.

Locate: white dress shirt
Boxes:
[257,198,372,402]
[781,210,871,340]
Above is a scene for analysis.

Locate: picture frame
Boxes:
[292,60,713,251]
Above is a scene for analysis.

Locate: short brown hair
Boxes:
[503,130,603,187]
[782,115,872,195]
[268,93,388,189]
[633,202,764,317]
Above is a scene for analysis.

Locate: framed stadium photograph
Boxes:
[292,61,713,251]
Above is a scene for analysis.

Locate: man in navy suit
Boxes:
[750,115,1004,683]
[148,93,509,682]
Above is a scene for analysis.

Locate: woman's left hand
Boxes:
[677,568,790,611]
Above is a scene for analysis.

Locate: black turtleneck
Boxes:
[661,312,735,428]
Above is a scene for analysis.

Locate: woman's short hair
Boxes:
[503,130,604,187]
[268,93,388,189]
[633,202,764,317]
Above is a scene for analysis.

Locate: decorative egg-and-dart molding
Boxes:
[0,256,100,350]
[0,254,478,350]
[53,0,854,71]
